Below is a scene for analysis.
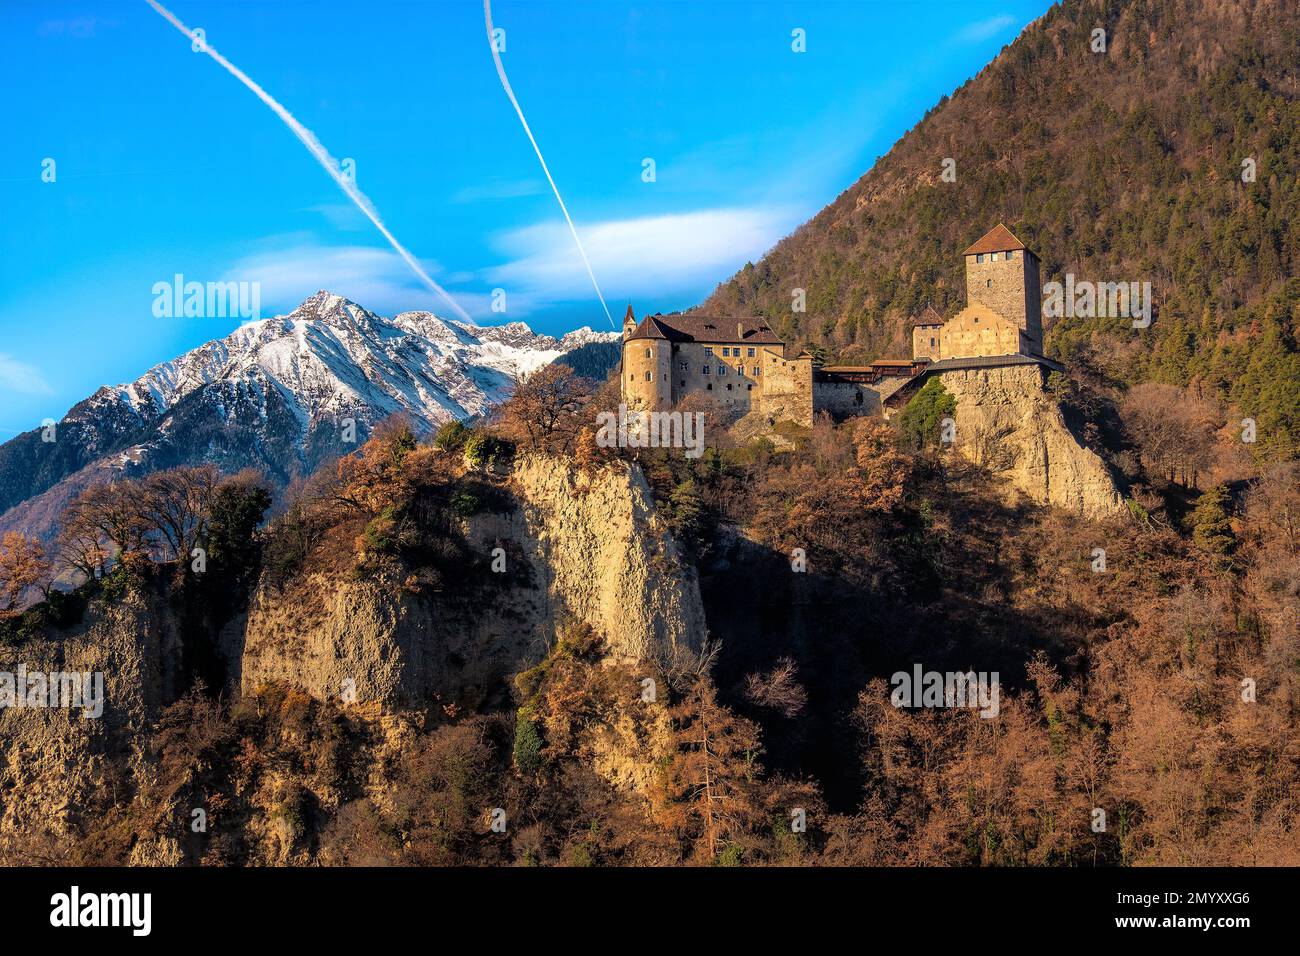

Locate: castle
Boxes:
[621,224,1062,426]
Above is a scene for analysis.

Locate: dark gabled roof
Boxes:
[909,305,946,328]
[924,353,1065,373]
[963,223,1031,257]
[626,315,669,341]
[625,312,783,345]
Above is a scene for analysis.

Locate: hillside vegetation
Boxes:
[702,0,1300,462]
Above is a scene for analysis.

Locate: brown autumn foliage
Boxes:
[0,532,53,616]
[492,364,592,456]
[13,362,1295,867]
[53,464,229,580]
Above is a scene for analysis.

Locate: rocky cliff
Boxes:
[0,455,705,853]
[939,365,1124,519]
[0,582,180,851]
[237,455,705,709]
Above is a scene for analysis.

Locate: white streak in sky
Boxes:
[483,0,614,329]
[143,0,473,324]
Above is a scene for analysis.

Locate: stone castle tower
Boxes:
[621,304,671,410]
[962,224,1043,356]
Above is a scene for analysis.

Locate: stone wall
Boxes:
[758,350,814,426]
[939,303,1022,360]
[813,380,881,418]
[671,341,761,414]
[912,324,942,361]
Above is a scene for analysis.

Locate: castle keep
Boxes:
[620,224,1062,427]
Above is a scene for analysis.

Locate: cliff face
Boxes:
[237,456,706,709]
[0,456,706,852]
[939,365,1124,519]
[493,455,706,666]
[0,585,180,847]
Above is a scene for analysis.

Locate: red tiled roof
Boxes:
[626,312,783,345]
[963,223,1029,256]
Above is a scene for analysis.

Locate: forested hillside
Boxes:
[702,0,1299,462]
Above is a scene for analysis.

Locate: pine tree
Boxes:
[653,681,765,864]
[1191,484,1236,565]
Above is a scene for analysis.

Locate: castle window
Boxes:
[706,384,713,390]
[718,365,726,375]
[644,347,652,357]
[702,365,710,374]
[680,381,685,388]
[704,347,713,356]
[753,366,761,376]
[1006,250,1015,260]
[929,337,936,347]
[663,373,667,381]
[747,384,753,391]
[629,373,634,382]
[747,347,755,357]
[644,371,652,381]
[679,361,688,371]
[975,254,984,263]
[986,279,992,288]
[990,252,999,261]
[726,384,732,391]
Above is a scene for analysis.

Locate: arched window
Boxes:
[644,347,652,358]
[644,371,652,381]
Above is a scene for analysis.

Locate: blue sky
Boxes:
[0,0,1050,429]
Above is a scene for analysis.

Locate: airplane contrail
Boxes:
[143,0,474,324]
[483,0,614,329]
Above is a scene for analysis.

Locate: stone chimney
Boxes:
[736,321,744,340]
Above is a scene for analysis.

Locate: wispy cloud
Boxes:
[0,354,53,396]
[450,179,545,204]
[224,240,447,318]
[485,206,800,308]
[954,15,1018,45]
[220,204,796,324]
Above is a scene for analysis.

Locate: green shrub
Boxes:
[361,507,399,553]
[433,420,471,452]
[715,844,744,867]
[463,432,507,469]
[450,491,480,518]
[512,710,545,773]
[898,377,957,450]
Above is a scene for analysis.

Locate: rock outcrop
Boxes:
[237,456,706,709]
[939,365,1124,519]
[0,585,180,845]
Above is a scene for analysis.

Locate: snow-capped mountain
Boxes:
[0,292,619,539]
[113,291,612,428]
